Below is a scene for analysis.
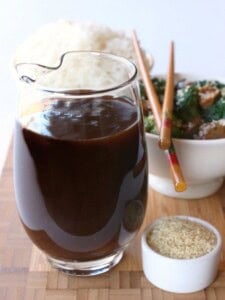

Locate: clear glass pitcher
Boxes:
[13,51,148,276]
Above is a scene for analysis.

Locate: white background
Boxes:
[0,0,225,174]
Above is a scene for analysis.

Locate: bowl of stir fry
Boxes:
[143,74,225,199]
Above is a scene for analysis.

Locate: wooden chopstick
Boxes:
[132,30,186,192]
[159,41,174,150]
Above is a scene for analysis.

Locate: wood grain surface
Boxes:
[1,143,225,300]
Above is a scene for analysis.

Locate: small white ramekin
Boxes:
[141,215,222,293]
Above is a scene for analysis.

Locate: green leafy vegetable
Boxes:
[144,115,158,134]
[171,116,183,138]
[202,97,225,121]
[174,85,200,122]
[152,77,166,103]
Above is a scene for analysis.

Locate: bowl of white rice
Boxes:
[13,20,152,74]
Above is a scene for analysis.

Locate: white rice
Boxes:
[13,20,151,90]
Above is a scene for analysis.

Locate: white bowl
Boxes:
[147,133,225,198]
[142,216,222,293]
[146,74,225,199]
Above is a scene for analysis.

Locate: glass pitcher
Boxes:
[13,51,148,276]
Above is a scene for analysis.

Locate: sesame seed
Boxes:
[147,217,217,259]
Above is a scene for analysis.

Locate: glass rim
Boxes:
[14,50,138,97]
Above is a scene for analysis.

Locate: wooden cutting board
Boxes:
[1,143,225,300]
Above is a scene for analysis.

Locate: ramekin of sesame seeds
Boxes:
[141,216,222,293]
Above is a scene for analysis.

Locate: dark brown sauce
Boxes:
[14,96,148,261]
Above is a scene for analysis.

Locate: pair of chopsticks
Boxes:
[132,31,186,192]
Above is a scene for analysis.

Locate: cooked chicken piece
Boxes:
[195,120,225,139]
[198,85,221,108]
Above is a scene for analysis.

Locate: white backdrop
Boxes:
[0,0,225,173]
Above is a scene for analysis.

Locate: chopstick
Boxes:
[132,30,186,192]
[159,41,174,150]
